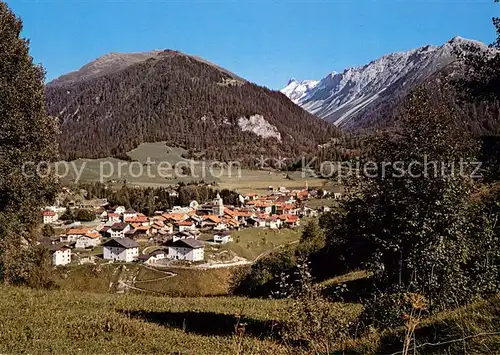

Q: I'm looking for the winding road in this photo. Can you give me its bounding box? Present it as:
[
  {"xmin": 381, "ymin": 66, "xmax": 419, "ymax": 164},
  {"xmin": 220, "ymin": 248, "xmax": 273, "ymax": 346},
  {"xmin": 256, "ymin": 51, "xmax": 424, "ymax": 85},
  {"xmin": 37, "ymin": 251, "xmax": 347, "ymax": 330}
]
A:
[{"xmin": 116, "ymin": 240, "xmax": 299, "ymax": 294}]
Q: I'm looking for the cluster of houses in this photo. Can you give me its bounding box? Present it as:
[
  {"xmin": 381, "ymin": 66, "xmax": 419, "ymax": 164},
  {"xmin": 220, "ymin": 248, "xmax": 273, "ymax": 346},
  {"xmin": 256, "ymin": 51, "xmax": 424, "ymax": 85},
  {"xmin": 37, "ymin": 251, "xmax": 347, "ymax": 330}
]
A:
[{"xmin": 43, "ymin": 186, "xmax": 327, "ymax": 266}]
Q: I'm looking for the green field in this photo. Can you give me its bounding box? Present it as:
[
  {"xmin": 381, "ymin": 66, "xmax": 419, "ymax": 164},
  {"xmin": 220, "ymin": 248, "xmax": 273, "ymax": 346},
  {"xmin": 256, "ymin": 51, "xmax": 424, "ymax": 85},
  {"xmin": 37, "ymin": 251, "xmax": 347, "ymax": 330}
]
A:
[
  {"xmin": 134, "ymin": 266, "xmax": 236, "ymax": 297},
  {"xmin": 223, "ymin": 228, "xmax": 302, "ymax": 261},
  {"xmin": 55, "ymin": 264, "xmax": 237, "ymax": 297},
  {"xmin": 56, "ymin": 142, "xmax": 331, "ymax": 194},
  {"xmin": 0, "ymin": 281, "xmax": 497, "ymax": 354},
  {"xmin": 200, "ymin": 227, "xmax": 301, "ymax": 261}
]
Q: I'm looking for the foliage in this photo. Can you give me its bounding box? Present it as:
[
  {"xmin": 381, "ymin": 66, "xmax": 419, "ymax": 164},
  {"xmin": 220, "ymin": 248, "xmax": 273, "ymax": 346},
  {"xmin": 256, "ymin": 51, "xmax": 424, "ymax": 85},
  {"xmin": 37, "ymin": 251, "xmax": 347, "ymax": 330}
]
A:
[
  {"xmin": 0, "ymin": 2, "xmax": 59, "ymax": 286},
  {"xmin": 466, "ymin": 190, "xmax": 500, "ymax": 295},
  {"xmin": 58, "ymin": 209, "xmax": 73, "ymax": 221},
  {"xmin": 453, "ymin": 0, "xmax": 500, "ymax": 103},
  {"xmin": 0, "ymin": 230, "xmax": 56, "ymax": 289},
  {"xmin": 231, "ymin": 249, "xmax": 296, "ymax": 297},
  {"xmin": 319, "ymin": 86, "xmax": 491, "ymax": 311},
  {"xmin": 41, "ymin": 224, "xmax": 55, "ymax": 238},
  {"xmin": 73, "ymin": 208, "xmax": 95, "ymax": 222},
  {"xmin": 295, "ymin": 219, "xmax": 325, "ymax": 258},
  {"xmin": 277, "ymin": 261, "xmax": 352, "ymax": 353},
  {"xmin": 359, "ymin": 292, "xmax": 429, "ymax": 331}
]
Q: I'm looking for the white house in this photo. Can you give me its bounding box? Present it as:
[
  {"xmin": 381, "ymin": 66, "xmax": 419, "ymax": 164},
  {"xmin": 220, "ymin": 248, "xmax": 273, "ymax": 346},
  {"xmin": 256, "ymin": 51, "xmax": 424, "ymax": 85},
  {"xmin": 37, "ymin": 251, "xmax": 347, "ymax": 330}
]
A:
[
  {"xmin": 263, "ymin": 206, "xmax": 273, "ymax": 214},
  {"xmin": 99, "ymin": 210, "xmax": 108, "ymax": 220},
  {"xmin": 257, "ymin": 217, "xmax": 267, "ymax": 228},
  {"xmin": 102, "ymin": 237, "xmax": 139, "ymax": 262},
  {"xmin": 107, "ymin": 223, "xmax": 131, "ymax": 238},
  {"xmin": 172, "ymin": 230, "xmax": 196, "ymax": 242},
  {"xmin": 138, "ymin": 250, "xmax": 167, "ymax": 265},
  {"xmin": 49, "ymin": 245, "xmax": 71, "ymax": 266},
  {"xmin": 213, "ymin": 221, "xmax": 228, "ymax": 231},
  {"xmin": 75, "ymin": 231, "xmax": 102, "ymax": 249},
  {"xmin": 177, "ymin": 221, "xmax": 196, "ymax": 232},
  {"xmin": 167, "ymin": 239, "xmax": 204, "ymax": 262},
  {"xmin": 284, "ymin": 215, "xmax": 301, "ymax": 228},
  {"xmin": 42, "ymin": 210, "xmax": 58, "ymax": 224},
  {"xmin": 213, "ymin": 231, "xmax": 233, "ymax": 244},
  {"xmin": 266, "ymin": 217, "xmax": 282, "ymax": 230},
  {"xmin": 107, "ymin": 213, "xmax": 121, "ymax": 223},
  {"xmin": 46, "ymin": 205, "xmax": 67, "ymax": 215},
  {"xmin": 299, "ymin": 207, "xmax": 318, "ymax": 218},
  {"xmin": 123, "ymin": 208, "xmax": 138, "ymax": 221},
  {"xmin": 114, "ymin": 206, "xmax": 126, "ymax": 215},
  {"xmin": 168, "ymin": 190, "xmax": 179, "ymax": 198},
  {"xmin": 64, "ymin": 228, "xmax": 90, "ymax": 243}
]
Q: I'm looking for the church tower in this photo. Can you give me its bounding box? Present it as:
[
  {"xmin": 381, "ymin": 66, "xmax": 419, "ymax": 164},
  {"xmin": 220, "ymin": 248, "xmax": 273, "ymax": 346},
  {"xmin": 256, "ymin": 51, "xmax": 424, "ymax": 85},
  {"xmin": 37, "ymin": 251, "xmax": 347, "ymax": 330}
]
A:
[{"xmin": 214, "ymin": 193, "xmax": 224, "ymax": 217}]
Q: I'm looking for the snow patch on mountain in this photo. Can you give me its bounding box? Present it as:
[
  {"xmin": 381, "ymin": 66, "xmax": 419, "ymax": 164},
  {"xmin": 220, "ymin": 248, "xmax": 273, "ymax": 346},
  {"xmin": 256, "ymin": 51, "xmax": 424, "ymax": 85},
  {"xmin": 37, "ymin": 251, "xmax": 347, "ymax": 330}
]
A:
[
  {"xmin": 281, "ymin": 78, "xmax": 319, "ymax": 104},
  {"xmin": 282, "ymin": 36, "xmax": 493, "ymax": 128},
  {"xmin": 238, "ymin": 115, "xmax": 282, "ymax": 141}
]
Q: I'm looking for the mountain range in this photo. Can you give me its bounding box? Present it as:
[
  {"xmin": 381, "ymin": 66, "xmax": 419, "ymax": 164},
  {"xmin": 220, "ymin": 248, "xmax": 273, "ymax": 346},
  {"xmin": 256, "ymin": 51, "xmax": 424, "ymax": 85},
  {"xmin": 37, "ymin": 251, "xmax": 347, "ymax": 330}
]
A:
[
  {"xmin": 45, "ymin": 50, "xmax": 342, "ymax": 165},
  {"xmin": 45, "ymin": 37, "xmax": 499, "ymax": 165},
  {"xmin": 281, "ymin": 36, "xmax": 494, "ymax": 130}
]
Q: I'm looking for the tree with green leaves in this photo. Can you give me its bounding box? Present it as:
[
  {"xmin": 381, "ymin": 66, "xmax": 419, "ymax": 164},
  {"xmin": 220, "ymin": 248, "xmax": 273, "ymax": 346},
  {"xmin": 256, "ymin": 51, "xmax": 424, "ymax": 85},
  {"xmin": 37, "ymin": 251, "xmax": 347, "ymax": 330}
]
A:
[
  {"xmin": 58, "ymin": 209, "xmax": 73, "ymax": 221},
  {"xmin": 41, "ymin": 224, "xmax": 55, "ymax": 238},
  {"xmin": 296, "ymin": 219, "xmax": 325, "ymax": 258},
  {"xmin": 0, "ymin": 2, "xmax": 59, "ymax": 286},
  {"xmin": 322, "ymin": 85, "xmax": 486, "ymax": 310},
  {"xmin": 73, "ymin": 209, "xmax": 95, "ymax": 222}
]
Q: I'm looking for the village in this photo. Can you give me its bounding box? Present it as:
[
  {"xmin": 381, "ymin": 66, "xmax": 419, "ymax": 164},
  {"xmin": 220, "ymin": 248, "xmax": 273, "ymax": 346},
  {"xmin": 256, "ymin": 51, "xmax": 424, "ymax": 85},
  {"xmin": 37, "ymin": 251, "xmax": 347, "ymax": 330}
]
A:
[{"xmin": 41, "ymin": 185, "xmax": 339, "ymax": 268}]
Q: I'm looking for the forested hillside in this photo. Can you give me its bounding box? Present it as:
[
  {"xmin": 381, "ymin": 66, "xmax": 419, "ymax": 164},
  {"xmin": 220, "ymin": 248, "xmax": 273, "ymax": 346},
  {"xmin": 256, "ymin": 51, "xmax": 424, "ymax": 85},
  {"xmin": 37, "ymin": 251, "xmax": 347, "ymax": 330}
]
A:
[{"xmin": 46, "ymin": 50, "xmax": 342, "ymax": 165}]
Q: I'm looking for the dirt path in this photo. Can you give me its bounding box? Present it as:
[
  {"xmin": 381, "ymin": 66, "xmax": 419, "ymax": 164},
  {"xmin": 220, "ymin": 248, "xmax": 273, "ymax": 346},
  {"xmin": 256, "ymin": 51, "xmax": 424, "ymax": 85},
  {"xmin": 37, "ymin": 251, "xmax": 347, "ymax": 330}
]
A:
[
  {"xmin": 161, "ymin": 239, "xmax": 300, "ymax": 270},
  {"xmin": 116, "ymin": 240, "xmax": 299, "ymax": 294},
  {"xmin": 116, "ymin": 265, "xmax": 177, "ymax": 294}
]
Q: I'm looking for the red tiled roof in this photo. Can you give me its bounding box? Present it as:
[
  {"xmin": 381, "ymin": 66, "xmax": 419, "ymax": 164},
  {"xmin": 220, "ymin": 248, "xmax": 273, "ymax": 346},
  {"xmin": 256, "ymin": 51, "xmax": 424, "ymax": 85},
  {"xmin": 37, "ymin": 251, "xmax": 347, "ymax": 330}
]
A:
[
  {"xmin": 224, "ymin": 208, "xmax": 237, "ymax": 217},
  {"xmin": 124, "ymin": 216, "xmax": 148, "ymax": 223},
  {"xmin": 67, "ymin": 228, "xmax": 89, "ymax": 235},
  {"xmin": 85, "ymin": 232, "xmax": 101, "ymax": 239},
  {"xmin": 177, "ymin": 221, "xmax": 194, "ymax": 226},
  {"xmin": 203, "ymin": 215, "xmax": 221, "ymax": 223},
  {"xmin": 163, "ymin": 213, "xmax": 187, "ymax": 221}
]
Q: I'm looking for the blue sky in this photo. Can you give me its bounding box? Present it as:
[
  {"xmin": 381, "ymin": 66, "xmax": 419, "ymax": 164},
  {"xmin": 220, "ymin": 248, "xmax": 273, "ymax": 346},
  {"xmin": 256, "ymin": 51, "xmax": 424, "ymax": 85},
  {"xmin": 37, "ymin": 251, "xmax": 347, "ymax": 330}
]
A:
[{"xmin": 7, "ymin": 0, "xmax": 499, "ymax": 89}]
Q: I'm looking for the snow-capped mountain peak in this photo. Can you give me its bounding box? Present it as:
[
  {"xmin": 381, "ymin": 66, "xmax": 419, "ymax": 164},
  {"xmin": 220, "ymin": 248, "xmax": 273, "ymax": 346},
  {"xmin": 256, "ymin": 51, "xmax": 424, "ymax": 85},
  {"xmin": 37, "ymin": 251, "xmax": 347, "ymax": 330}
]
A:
[
  {"xmin": 281, "ymin": 78, "xmax": 319, "ymax": 104},
  {"xmin": 281, "ymin": 36, "xmax": 493, "ymax": 128}
]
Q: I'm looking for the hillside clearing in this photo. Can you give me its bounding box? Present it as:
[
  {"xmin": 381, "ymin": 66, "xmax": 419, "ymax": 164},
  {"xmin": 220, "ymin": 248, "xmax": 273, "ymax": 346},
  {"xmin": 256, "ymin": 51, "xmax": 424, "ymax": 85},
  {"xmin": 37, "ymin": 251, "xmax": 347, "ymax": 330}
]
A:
[{"xmin": 56, "ymin": 142, "xmax": 329, "ymax": 193}]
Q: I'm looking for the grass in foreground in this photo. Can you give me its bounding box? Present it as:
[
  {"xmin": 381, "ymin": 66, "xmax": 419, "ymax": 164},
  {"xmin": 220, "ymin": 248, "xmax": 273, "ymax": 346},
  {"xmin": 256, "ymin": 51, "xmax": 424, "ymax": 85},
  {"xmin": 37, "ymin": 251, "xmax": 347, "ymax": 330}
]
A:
[
  {"xmin": 0, "ymin": 286, "xmax": 288, "ymax": 354},
  {"xmin": 0, "ymin": 285, "xmax": 497, "ymax": 354}
]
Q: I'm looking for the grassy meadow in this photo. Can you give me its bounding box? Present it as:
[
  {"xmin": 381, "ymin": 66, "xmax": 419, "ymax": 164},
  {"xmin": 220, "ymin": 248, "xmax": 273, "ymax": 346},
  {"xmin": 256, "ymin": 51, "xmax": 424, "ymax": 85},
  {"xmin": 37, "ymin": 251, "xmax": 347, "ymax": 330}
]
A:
[
  {"xmin": 56, "ymin": 142, "xmax": 333, "ymax": 194},
  {"xmin": 223, "ymin": 227, "xmax": 302, "ymax": 261},
  {"xmin": 0, "ymin": 280, "xmax": 497, "ymax": 354},
  {"xmin": 55, "ymin": 264, "xmax": 237, "ymax": 297}
]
